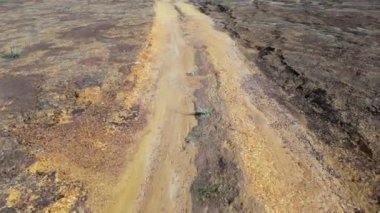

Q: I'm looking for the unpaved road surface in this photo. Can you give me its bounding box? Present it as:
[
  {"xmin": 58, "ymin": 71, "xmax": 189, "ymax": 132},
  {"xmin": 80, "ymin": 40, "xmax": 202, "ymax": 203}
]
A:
[{"xmin": 1, "ymin": 0, "xmax": 379, "ymax": 212}]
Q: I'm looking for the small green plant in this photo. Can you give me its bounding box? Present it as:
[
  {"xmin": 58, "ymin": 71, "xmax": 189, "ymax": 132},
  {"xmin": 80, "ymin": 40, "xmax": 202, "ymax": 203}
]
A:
[
  {"xmin": 196, "ymin": 183, "xmax": 223, "ymax": 202},
  {"xmin": 2, "ymin": 48, "xmax": 21, "ymax": 60},
  {"xmin": 194, "ymin": 107, "xmax": 213, "ymax": 117},
  {"xmin": 186, "ymin": 70, "xmax": 197, "ymax": 76},
  {"xmin": 185, "ymin": 127, "xmax": 202, "ymax": 143},
  {"xmin": 0, "ymin": 0, "xmax": 13, "ymax": 3}
]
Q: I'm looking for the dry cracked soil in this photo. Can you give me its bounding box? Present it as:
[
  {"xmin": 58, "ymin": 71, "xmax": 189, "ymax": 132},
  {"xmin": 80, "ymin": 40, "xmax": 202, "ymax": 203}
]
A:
[{"xmin": 0, "ymin": 0, "xmax": 379, "ymax": 212}]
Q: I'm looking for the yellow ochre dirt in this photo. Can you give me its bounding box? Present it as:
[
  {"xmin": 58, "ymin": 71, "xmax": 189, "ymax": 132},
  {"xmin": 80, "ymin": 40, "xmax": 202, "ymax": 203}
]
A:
[{"xmin": 109, "ymin": 0, "xmax": 356, "ymax": 212}]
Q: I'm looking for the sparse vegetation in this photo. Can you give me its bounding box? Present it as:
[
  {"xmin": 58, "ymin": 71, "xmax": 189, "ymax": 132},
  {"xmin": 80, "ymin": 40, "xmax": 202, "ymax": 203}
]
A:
[
  {"xmin": 195, "ymin": 183, "xmax": 223, "ymax": 202},
  {"xmin": 185, "ymin": 127, "xmax": 202, "ymax": 143},
  {"xmin": 0, "ymin": 0, "xmax": 13, "ymax": 3},
  {"xmin": 2, "ymin": 48, "xmax": 21, "ymax": 60},
  {"xmin": 194, "ymin": 106, "xmax": 213, "ymax": 117},
  {"xmin": 186, "ymin": 70, "xmax": 198, "ymax": 76}
]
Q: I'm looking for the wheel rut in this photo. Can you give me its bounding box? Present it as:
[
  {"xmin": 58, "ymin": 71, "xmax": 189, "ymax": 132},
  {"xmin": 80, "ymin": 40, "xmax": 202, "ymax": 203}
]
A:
[{"xmin": 111, "ymin": 1, "xmax": 197, "ymax": 212}]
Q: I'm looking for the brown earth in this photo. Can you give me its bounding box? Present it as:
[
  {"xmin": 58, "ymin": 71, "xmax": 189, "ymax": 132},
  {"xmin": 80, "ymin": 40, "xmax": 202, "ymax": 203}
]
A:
[
  {"xmin": 0, "ymin": 0, "xmax": 379, "ymax": 212},
  {"xmin": 0, "ymin": 0, "xmax": 154, "ymax": 211},
  {"xmin": 190, "ymin": 0, "xmax": 380, "ymax": 211}
]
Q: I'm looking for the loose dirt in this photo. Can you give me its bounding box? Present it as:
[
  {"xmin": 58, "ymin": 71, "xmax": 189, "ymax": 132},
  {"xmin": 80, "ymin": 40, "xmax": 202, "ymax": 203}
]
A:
[
  {"xmin": 1, "ymin": 0, "xmax": 378, "ymax": 212},
  {"xmin": 111, "ymin": 0, "xmax": 364, "ymax": 212},
  {"xmin": 111, "ymin": 2, "xmax": 198, "ymax": 212}
]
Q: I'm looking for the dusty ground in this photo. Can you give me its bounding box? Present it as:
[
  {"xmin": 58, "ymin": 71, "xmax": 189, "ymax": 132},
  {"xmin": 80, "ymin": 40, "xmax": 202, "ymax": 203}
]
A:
[
  {"xmin": 189, "ymin": 0, "xmax": 380, "ymax": 211},
  {"xmin": 0, "ymin": 0, "xmax": 379, "ymax": 212},
  {"xmin": 0, "ymin": 0, "xmax": 154, "ymax": 211}
]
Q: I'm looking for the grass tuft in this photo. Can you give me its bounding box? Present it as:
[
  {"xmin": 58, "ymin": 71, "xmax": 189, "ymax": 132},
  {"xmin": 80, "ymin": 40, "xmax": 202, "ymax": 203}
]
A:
[
  {"xmin": 0, "ymin": 0, "xmax": 14, "ymax": 3},
  {"xmin": 196, "ymin": 183, "xmax": 223, "ymax": 202},
  {"xmin": 2, "ymin": 48, "xmax": 21, "ymax": 60},
  {"xmin": 194, "ymin": 107, "xmax": 213, "ymax": 118},
  {"xmin": 185, "ymin": 127, "xmax": 202, "ymax": 143},
  {"xmin": 186, "ymin": 70, "xmax": 198, "ymax": 76}
]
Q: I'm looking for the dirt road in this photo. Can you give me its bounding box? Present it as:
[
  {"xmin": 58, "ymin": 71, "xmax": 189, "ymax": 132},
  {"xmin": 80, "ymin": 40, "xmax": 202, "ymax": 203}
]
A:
[
  {"xmin": 1, "ymin": 0, "xmax": 377, "ymax": 212},
  {"xmin": 110, "ymin": 0, "xmax": 362, "ymax": 212}
]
